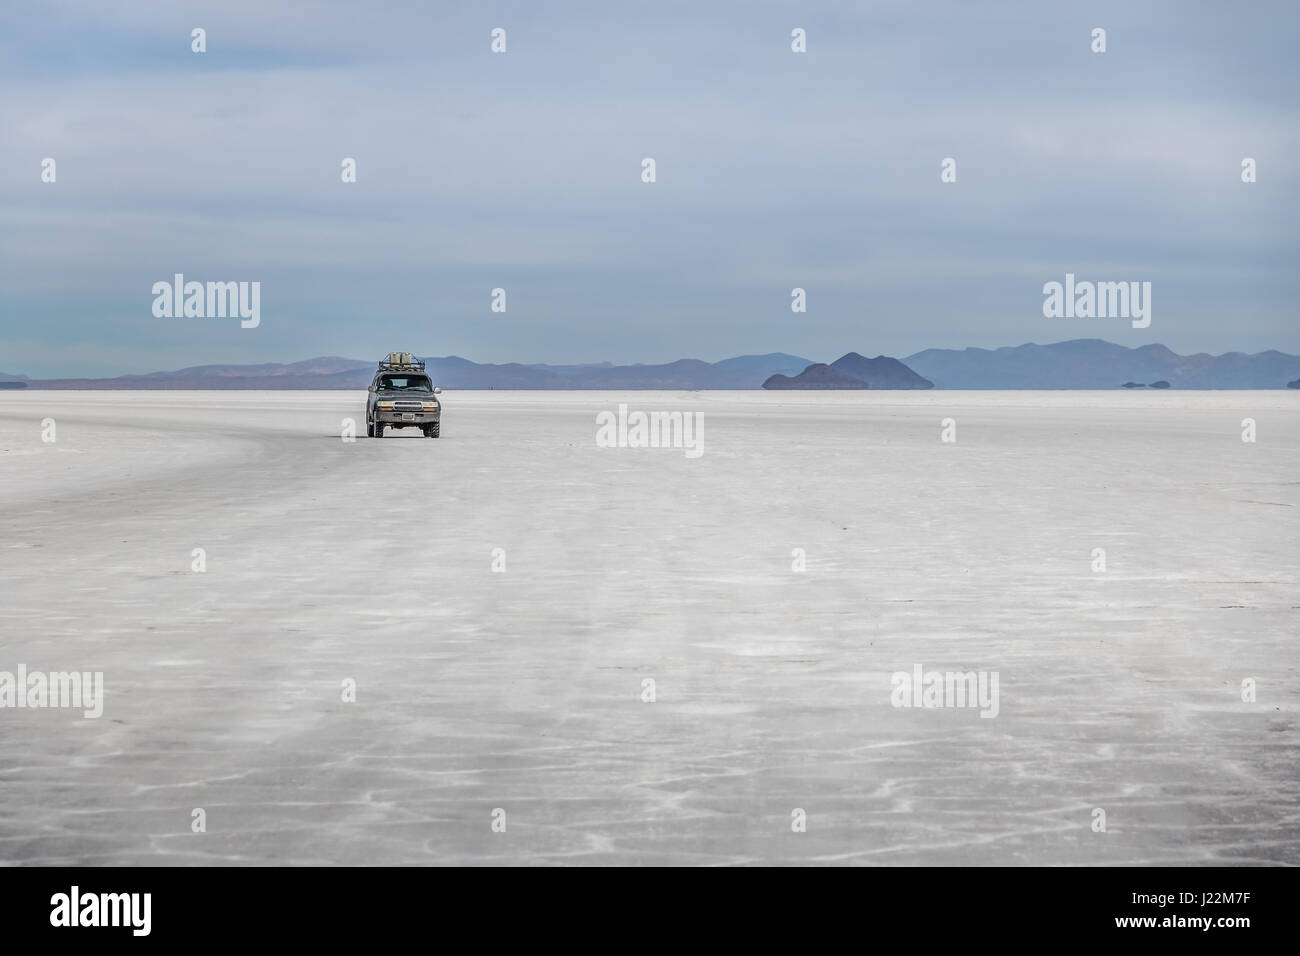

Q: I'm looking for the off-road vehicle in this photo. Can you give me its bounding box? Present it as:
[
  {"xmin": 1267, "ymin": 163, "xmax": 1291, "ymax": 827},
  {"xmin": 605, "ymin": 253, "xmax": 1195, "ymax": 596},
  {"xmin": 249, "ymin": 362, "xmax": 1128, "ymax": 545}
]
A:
[{"xmin": 366, "ymin": 352, "xmax": 442, "ymax": 438}]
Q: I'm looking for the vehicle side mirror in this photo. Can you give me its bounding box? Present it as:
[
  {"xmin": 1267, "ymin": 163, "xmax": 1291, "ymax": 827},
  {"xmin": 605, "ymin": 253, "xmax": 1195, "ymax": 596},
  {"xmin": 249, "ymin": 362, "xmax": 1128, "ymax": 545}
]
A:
[{"xmin": 434, "ymin": 386, "xmax": 442, "ymax": 394}]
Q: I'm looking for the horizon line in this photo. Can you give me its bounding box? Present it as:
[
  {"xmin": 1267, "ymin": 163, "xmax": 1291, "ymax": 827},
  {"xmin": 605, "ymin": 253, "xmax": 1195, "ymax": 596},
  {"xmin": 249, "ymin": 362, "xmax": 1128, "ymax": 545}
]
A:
[{"xmin": 6, "ymin": 337, "xmax": 1300, "ymax": 382}]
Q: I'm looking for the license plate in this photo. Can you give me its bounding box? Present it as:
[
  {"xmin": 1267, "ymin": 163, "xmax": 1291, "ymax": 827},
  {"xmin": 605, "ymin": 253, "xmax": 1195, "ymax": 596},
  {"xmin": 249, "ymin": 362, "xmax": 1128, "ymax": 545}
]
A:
[{"xmin": 402, "ymin": 413, "xmax": 415, "ymax": 421}]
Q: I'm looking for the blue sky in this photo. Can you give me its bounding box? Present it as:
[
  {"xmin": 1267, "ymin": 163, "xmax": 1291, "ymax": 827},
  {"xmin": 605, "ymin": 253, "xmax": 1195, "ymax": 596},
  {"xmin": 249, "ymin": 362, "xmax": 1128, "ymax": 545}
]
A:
[{"xmin": 1, "ymin": 0, "xmax": 1297, "ymax": 377}]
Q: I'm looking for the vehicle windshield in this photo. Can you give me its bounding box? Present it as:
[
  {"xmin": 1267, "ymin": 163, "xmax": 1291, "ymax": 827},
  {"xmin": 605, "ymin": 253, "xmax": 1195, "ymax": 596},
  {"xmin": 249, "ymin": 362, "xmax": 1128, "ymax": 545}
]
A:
[{"xmin": 377, "ymin": 374, "xmax": 432, "ymax": 392}]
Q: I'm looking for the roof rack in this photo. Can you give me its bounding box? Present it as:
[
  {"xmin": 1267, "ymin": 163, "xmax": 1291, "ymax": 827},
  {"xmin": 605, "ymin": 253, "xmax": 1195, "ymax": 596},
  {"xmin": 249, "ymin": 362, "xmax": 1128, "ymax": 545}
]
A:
[{"xmin": 378, "ymin": 352, "xmax": 425, "ymax": 372}]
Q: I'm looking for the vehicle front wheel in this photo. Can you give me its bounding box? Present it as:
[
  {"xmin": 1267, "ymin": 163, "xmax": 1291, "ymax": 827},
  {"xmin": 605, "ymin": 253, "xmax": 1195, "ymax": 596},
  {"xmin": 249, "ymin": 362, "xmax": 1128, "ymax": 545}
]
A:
[
  {"xmin": 425, "ymin": 423, "xmax": 440, "ymax": 438},
  {"xmin": 366, "ymin": 418, "xmax": 374, "ymax": 438},
  {"xmin": 374, "ymin": 422, "xmax": 385, "ymax": 438}
]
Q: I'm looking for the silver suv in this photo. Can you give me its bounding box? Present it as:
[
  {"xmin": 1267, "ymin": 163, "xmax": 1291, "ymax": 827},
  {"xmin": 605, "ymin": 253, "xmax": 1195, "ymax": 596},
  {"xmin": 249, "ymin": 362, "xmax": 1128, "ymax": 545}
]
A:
[{"xmin": 366, "ymin": 353, "xmax": 442, "ymax": 438}]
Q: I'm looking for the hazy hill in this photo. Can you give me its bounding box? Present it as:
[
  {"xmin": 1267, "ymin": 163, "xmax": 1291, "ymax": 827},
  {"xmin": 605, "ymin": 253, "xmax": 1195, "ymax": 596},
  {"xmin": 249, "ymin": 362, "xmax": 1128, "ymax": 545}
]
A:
[
  {"xmin": 905, "ymin": 339, "xmax": 1300, "ymax": 388},
  {"xmin": 713, "ymin": 353, "xmax": 815, "ymax": 377},
  {"xmin": 763, "ymin": 364, "xmax": 872, "ymax": 389},
  {"xmin": 829, "ymin": 353, "xmax": 934, "ymax": 389},
  {"xmin": 763, "ymin": 353, "xmax": 934, "ymax": 389}
]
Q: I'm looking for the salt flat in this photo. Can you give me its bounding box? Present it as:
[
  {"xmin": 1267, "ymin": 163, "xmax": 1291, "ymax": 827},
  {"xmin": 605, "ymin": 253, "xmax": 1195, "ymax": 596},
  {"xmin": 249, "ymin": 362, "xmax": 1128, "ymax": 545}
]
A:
[{"xmin": 0, "ymin": 389, "xmax": 1296, "ymax": 866}]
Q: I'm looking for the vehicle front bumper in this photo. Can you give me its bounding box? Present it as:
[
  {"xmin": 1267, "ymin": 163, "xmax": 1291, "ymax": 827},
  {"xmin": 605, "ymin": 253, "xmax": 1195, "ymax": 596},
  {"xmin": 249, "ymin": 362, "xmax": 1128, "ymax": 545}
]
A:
[{"xmin": 374, "ymin": 409, "xmax": 440, "ymax": 425}]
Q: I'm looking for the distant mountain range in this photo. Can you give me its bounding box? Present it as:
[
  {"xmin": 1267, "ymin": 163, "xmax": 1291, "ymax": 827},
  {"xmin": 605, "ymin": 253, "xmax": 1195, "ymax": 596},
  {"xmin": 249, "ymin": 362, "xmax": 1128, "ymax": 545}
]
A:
[
  {"xmin": 11, "ymin": 353, "xmax": 817, "ymax": 390},
  {"xmin": 4, "ymin": 340, "xmax": 1298, "ymax": 389},
  {"xmin": 903, "ymin": 340, "xmax": 1300, "ymax": 389}
]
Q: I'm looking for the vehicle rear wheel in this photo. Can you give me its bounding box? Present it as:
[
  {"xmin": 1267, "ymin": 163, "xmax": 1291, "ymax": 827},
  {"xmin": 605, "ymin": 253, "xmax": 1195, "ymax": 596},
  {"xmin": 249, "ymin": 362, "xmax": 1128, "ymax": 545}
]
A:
[{"xmin": 374, "ymin": 422, "xmax": 384, "ymax": 438}]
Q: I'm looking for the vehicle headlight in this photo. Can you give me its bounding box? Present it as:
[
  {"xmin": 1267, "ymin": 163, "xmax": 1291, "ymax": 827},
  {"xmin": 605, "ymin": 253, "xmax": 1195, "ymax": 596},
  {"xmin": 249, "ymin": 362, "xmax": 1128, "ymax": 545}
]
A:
[
  {"xmin": 422, "ymin": 402, "xmax": 438, "ymax": 410},
  {"xmin": 377, "ymin": 401, "xmax": 394, "ymax": 409}
]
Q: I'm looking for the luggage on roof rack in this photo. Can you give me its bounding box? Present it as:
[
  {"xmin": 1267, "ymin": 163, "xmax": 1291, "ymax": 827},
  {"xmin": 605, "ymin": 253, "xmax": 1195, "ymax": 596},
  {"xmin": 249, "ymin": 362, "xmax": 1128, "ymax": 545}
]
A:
[{"xmin": 378, "ymin": 352, "xmax": 424, "ymax": 371}]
